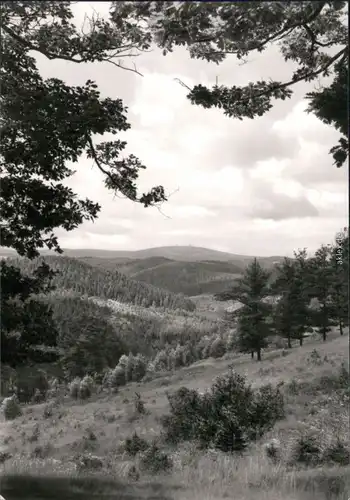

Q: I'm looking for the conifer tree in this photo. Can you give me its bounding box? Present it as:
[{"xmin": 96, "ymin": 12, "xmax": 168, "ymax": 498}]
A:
[
  {"xmin": 222, "ymin": 259, "xmax": 272, "ymax": 361},
  {"xmin": 272, "ymin": 254, "xmax": 311, "ymax": 348},
  {"xmin": 308, "ymin": 245, "xmax": 336, "ymax": 341}
]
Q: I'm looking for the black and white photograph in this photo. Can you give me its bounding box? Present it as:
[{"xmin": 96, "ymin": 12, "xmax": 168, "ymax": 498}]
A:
[{"xmin": 0, "ymin": 2, "xmax": 348, "ymax": 499}]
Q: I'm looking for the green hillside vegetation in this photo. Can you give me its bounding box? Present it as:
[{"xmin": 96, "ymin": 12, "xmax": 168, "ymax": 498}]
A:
[
  {"xmin": 76, "ymin": 256, "xmax": 244, "ymax": 295},
  {"xmin": 119, "ymin": 256, "xmax": 175, "ymax": 275},
  {"xmin": 1, "ymin": 248, "xmax": 285, "ymax": 297},
  {"xmin": 1, "ymin": 334, "xmax": 349, "ymax": 500},
  {"xmin": 76, "ymin": 253, "xmax": 284, "ymax": 296},
  {"xmin": 125, "ymin": 260, "xmax": 242, "ymax": 295},
  {"xmin": 7, "ymin": 256, "xmax": 196, "ymax": 311}
]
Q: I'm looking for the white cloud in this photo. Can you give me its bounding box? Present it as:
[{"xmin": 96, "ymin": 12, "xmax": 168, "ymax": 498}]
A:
[{"xmin": 31, "ymin": 2, "xmax": 348, "ymax": 257}]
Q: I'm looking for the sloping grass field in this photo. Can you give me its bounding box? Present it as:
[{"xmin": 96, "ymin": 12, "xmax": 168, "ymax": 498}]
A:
[{"xmin": 0, "ymin": 331, "xmax": 349, "ymax": 500}]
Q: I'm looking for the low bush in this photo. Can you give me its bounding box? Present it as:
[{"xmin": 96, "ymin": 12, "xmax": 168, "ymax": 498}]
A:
[
  {"xmin": 123, "ymin": 432, "xmax": 149, "ymax": 456},
  {"xmin": 139, "ymin": 442, "xmax": 173, "ymax": 473},
  {"xmin": 264, "ymin": 438, "xmax": 281, "ymax": 463},
  {"xmin": 68, "ymin": 375, "xmax": 94, "ymax": 400},
  {"xmin": 2, "ymin": 394, "xmax": 22, "ymax": 420},
  {"xmin": 68, "ymin": 377, "xmax": 81, "ymax": 399},
  {"xmin": 209, "ymin": 336, "xmax": 226, "ymax": 358},
  {"xmin": 291, "ymin": 434, "xmax": 322, "ymax": 466},
  {"xmin": 133, "ymin": 392, "xmax": 147, "ymax": 415},
  {"xmin": 323, "ymin": 438, "xmax": 350, "ymax": 466},
  {"xmin": 161, "ymin": 369, "xmax": 285, "ymax": 452},
  {"xmin": 79, "ymin": 375, "xmax": 94, "ymax": 400}
]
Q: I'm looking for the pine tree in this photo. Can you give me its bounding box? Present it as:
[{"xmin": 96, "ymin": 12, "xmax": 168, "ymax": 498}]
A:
[
  {"xmin": 308, "ymin": 245, "xmax": 336, "ymax": 341},
  {"xmin": 226, "ymin": 259, "xmax": 272, "ymax": 361},
  {"xmin": 271, "ymin": 255, "xmax": 311, "ymax": 348}
]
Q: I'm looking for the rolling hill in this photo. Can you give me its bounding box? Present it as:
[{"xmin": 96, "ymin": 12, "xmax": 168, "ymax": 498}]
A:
[
  {"xmin": 2, "ymin": 245, "xmax": 286, "ymax": 296},
  {"xmin": 74, "ymin": 256, "xmax": 243, "ymax": 295},
  {"xmin": 75, "ymin": 252, "xmax": 284, "ymax": 296},
  {"xmin": 6, "ymin": 255, "xmax": 196, "ymax": 311},
  {"xmin": 0, "ymin": 245, "xmax": 286, "ymax": 265}
]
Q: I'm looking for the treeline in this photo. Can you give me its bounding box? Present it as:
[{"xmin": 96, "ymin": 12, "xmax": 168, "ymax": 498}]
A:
[
  {"xmin": 7, "ymin": 256, "xmax": 196, "ymax": 311},
  {"xmin": 216, "ymin": 229, "xmax": 349, "ymax": 361}
]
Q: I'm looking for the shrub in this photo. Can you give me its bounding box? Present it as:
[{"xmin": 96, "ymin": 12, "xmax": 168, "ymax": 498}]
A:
[
  {"xmin": 172, "ymin": 344, "xmax": 184, "ymax": 368},
  {"xmin": 248, "ymin": 383, "xmax": 285, "ymax": 438},
  {"xmin": 124, "ymin": 432, "xmax": 149, "ymax": 456},
  {"xmin": 161, "ymin": 369, "xmax": 285, "ymax": 453},
  {"xmin": 209, "ymin": 336, "xmax": 226, "ymax": 358},
  {"xmin": 75, "ymin": 453, "xmax": 103, "ymax": 471},
  {"xmin": 139, "ymin": 442, "xmax": 173, "ymax": 473},
  {"xmin": 79, "ymin": 375, "xmax": 94, "ymax": 400},
  {"xmin": 264, "ymin": 438, "xmax": 281, "ymax": 463},
  {"xmin": 14, "ymin": 369, "xmax": 49, "ymax": 403},
  {"xmin": 124, "ymin": 353, "xmax": 135, "ymax": 383},
  {"xmin": 126, "ymin": 463, "xmax": 140, "ymax": 481},
  {"xmin": 291, "ymin": 434, "xmax": 321, "ymax": 466},
  {"xmin": 0, "ymin": 451, "xmax": 12, "ymax": 464},
  {"xmin": 28, "ymin": 424, "xmax": 40, "ymax": 442},
  {"xmin": 2, "ymin": 394, "xmax": 22, "ymax": 420},
  {"xmin": 307, "ymin": 349, "xmax": 322, "ymax": 365},
  {"xmin": 69, "ymin": 377, "xmax": 81, "ymax": 399},
  {"xmin": 197, "ymin": 336, "xmax": 211, "ymax": 359},
  {"xmin": 153, "ymin": 350, "xmax": 169, "ymax": 372},
  {"xmin": 323, "ymin": 438, "xmax": 350, "ymax": 465},
  {"xmin": 133, "ymin": 392, "xmax": 146, "ymax": 415},
  {"xmin": 43, "ymin": 402, "xmax": 56, "ymax": 419},
  {"xmin": 32, "ymin": 388, "xmax": 45, "ymax": 404},
  {"xmin": 161, "ymin": 387, "xmax": 203, "ymax": 445},
  {"xmin": 131, "ymin": 355, "xmax": 147, "ymax": 382},
  {"xmin": 105, "ymin": 365, "xmax": 125, "ymax": 391},
  {"xmin": 226, "ymin": 330, "xmax": 236, "ymax": 352},
  {"xmin": 31, "ymin": 443, "xmax": 52, "ymax": 459}
]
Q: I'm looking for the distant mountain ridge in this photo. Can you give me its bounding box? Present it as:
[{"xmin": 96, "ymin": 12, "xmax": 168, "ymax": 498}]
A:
[
  {"xmin": 1, "ymin": 246, "xmax": 286, "ymax": 297},
  {"xmin": 0, "ymin": 245, "xmax": 286, "ymax": 263}
]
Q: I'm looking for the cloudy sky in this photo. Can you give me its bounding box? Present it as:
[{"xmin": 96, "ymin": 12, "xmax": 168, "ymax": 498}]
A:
[{"xmin": 35, "ymin": 2, "xmax": 347, "ymax": 257}]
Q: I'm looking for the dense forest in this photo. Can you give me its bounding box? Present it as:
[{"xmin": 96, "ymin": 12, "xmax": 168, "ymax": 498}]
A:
[
  {"xmin": 77, "ymin": 254, "xmax": 280, "ymax": 296},
  {"xmin": 6, "ymin": 256, "xmax": 196, "ymax": 311}
]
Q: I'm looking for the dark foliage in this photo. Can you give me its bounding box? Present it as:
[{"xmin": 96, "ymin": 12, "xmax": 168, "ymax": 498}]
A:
[
  {"xmin": 8, "ymin": 256, "xmax": 196, "ymax": 312},
  {"xmin": 1, "ymin": 260, "xmax": 59, "ymax": 367},
  {"xmin": 161, "ymin": 370, "xmax": 285, "ymax": 452},
  {"xmin": 114, "ymin": 1, "xmax": 348, "ymax": 167}
]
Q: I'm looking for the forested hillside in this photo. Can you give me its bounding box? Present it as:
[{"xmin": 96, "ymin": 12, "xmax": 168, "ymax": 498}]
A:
[
  {"xmin": 78, "ymin": 257, "xmax": 243, "ymax": 295},
  {"xmin": 7, "ymin": 256, "xmax": 196, "ymax": 311},
  {"xmin": 132, "ymin": 264, "xmax": 241, "ymax": 296}
]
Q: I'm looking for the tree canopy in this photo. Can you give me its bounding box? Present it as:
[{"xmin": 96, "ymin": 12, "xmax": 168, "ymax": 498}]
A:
[
  {"xmin": 0, "ymin": 1, "xmax": 166, "ymax": 259},
  {"xmin": 112, "ymin": 1, "xmax": 348, "ymax": 167},
  {"xmin": 0, "ymin": 1, "xmax": 347, "ymax": 259}
]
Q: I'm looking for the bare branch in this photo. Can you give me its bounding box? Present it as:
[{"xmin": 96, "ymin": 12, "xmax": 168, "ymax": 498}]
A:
[
  {"xmin": 174, "ymin": 78, "xmax": 192, "ymax": 91},
  {"xmin": 106, "ymin": 58, "xmax": 144, "ymax": 76}
]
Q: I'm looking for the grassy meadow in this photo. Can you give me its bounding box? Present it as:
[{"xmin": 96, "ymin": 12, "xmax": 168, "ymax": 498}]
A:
[{"xmin": 1, "ymin": 329, "xmax": 349, "ymax": 500}]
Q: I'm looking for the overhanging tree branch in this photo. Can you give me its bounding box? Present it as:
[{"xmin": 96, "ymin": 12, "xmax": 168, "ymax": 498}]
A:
[
  {"xmin": 2, "ymin": 24, "xmax": 144, "ymax": 76},
  {"xmin": 182, "ymin": 47, "xmax": 346, "ymax": 109}
]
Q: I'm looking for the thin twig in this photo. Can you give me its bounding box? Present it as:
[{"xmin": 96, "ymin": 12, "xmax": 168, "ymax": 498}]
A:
[{"xmin": 174, "ymin": 78, "xmax": 192, "ymax": 91}]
